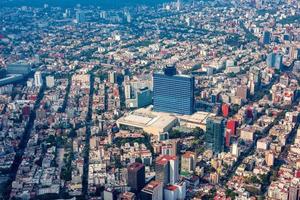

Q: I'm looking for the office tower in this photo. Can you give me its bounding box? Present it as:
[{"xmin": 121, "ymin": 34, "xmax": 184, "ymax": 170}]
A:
[
  {"xmin": 231, "ymin": 142, "xmax": 239, "ymax": 157},
  {"xmin": 274, "ymin": 54, "xmax": 283, "ymax": 69},
  {"xmin": 221, "ymin": 103, "xmax": 230, "ymax": 117},
  {"xmin": 176, "ymin": 0, "xmax": 181, "ymax": 11},
  {"xmin": 225, "ymin": 119, "xmax": 238, "ymax": 147},
  {"xmin": 136, "ymin": 87, "xmax": 152, "ymax": 108},
  {"xmin": 289, "ymin": 47, "xmax": 300, "ymax": 60},
  {"xmin": 34, "ymin": 71, "xmax": 43, "ymax": 87},
  {"xmin": 267, "ymin": 53, "xmax": 283, "ymax": 69},
  {"xmin": 153, "ymin": 66, "xmax": 194, "ymax": 115},
  {"xmin": 266, "ymin": 52, "xmax": 276, "ymax": 67},
  {"xmin": 100, "ymin": 11, "xmax": 107, "ymax": 19},
  {"xmin": 155, "ymin": 157, "xmax": 169, "ymax": 185},
  {"xmin": 155, "ymin": 155, "xmax": 178, "ymax": 185},
  {"xmin": 45, "ymin": 76, "xmax": 55, "ymax": 88},
  {"xmin": 181, "ymin": 151, "xmax": 196, "ymax": 173},
  {"xmin": 124, "ymin": 83, "xmax": 131, "ymax": 99},
  {"xmin": 262, "ymin": 31, "xmax": 271, "ymax": 44},
  {"xmin": 64, "ymin": 9, "xmax": 71, "ymax": 18},
  {"xmin": 225, "ymin": 129, "xmax": 231, "ymax": 148},
  {"xmin": 248, "ymin": 69, "xmax": 261, "ymax": 95},
  {"xmin": 109, "ymin": 71, "xmax": 116, "ymax": 84},
  {"xmin": 227, "ymin": 120, "xmax": 237, "ymax": 135},
  {"xmin": 140, "ymin": 181, "xmax": 163, "ymax": 200},
  {"xmin": 126, "ymin": 13, "xmax": 131, "ymax": 23},
  {"xmin": 127, "ymin": 162, "xmax": 145, "ymax": 192},
  {"xmin": 205, "ymin": 116, "xmax": 226, "ymax": 154},
  {"xmin": 76, "ymin": 11, "xmax": 85, "ymax": 23},
  {"xmin": 236, "ymin": 85, "xmax": 248, "ymax": 101}
]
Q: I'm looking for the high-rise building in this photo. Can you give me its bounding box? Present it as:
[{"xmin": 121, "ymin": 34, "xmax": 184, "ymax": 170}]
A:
[
  {"xmin": 236, "ymin": 85, "xmax": 248, "ymax": 101},
  {"xmin": 176, "ymin": 0, "xmax": 181, "ymax": 11},
  {"xmin": 46, "ymin": 76, "xmax": 55, "ymax": 88},
  {"xmin": 153, "ymin": 66, "xmax": 194, "ymax": 115},
  {"xmin": 124, "ymin": 83, "xmax": 131, "ymax": 99},
  {"xmin": 137, "ymin": 87, "xmax": 152, "ymax": 108},
  {"xmin": 262, "ymin": 31, "xmax": 271, "ymax": 44},
  {"xmin": 274, "ymin": 54, "xmax": 283, "ymax": 69},
  {"xmin": 221, "ymin": 103, "xmax": 230, "ymax": 117},
  {"xmin": 205, "ymin": 116, "xmax": 226, "ymax": 154},
  {"xmin": 140, "ymin": 181, "xmax": 163, "ymax": 200},
  {"xmin": 155, "ymin": 155, "xmax": 179, "ymax": 185},
  {"xmin": 109, "ymin": 71, "xmax": 116, "ymax": 84},
  {"xmin": 225, "ymin": 119, "xmax": 238, "ymax": 147},
  {"xmin": 127, "ymin": 162, "xmax": 145, "ymax": 192},
  {"xmin": 248, "ymin": 69, "xmax": 261, "ymax": 95},
  {"xmin": 267, "ymin": 53, "xmax": 283, "ymax": 69},
  {"xmin": 155, "ymin": 157, "xmax": 169, "ymax": 185},
  {"xmin": 76, "ymin": 11, "xmax": 85, "ymax": 23},
  {"xmin": 267, "ymin": 53, "xmax": 276, "ymax": 68},
  {"xmin": 34, "ymin": 71, "xmax": 43, "ymax": 87},
  {"xmin": 181, "ymin": 151, "xmax": 196, "ymax": 173},
  {"xmin": 231, "ymin": 142, "xmax": 239, "ymax": 157}
]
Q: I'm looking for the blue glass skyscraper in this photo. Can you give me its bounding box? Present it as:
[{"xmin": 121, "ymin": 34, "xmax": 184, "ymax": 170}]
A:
[
  {"xmin": 153, "ymin": 66, "xmax": 194, "ymax": 115},
  {"xmin": 266, "ymin": 52, "xmax": 283, "ymax": 69},
  {"xmin": 263, "ymin": 31, "xmax": 271, "ymax": 45},
  {"xmin": 274, "ymin": 54, "xmax": 283, "ymax": 69},
  {"xmin": 205, "ymin": 116, "xmax": 226, "ymax": 154},
  {"xmin": 266, "ymin": 53, "xmax": 276, "ymax": 68}
]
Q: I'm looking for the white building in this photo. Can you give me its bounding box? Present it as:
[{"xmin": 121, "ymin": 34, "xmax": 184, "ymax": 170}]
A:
[
  {"xmin": 108, "ymin": 71, "xmax": 116, "ymax": 84},
  {"xmin": 46, "ymin": 76, "xmax": 55, "ymax": 88},
  {"xmin": 169, "ymin": 156, "xmax": 179, "ymax": 184},
  {"xmin": 124, "ymin": 83, "xmax": 131, "ymax": 99},
  {"xmin": 231, "ymin": 142, "xmax": 240, "ymax": 157},
  {"xmin": 34, "ymin": 71, "xmax": 43, "ymax": 87}
]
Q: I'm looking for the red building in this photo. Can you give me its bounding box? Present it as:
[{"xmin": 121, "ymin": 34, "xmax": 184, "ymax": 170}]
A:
[
  {"xmin": 227, "ymin": 120, "xmax": 238, "ymax": 135},
  {"xmin": 225, "ymin": 130, "xmax": 231, "ymax": 147},
  {"xmin": 22, "ymin": 105, "xmax": 31, "ymax": 117},
  {"xmin": 246, "ymin": 107, "xmax": 254, "ymax": 119},
  {"xmin": 225, "ymin": 119, "xmax": 238, "ymax": 147},
  {"xmin": 113, "ymin": 85, "xmax": 120, "ymax": 97},
  {"xmin": 295, "ymin": 170, "xmax": 300, "ymax": 178},
  {"xmin": 221, "ymin": 103, "xmax": 230, "ymax": 117}
]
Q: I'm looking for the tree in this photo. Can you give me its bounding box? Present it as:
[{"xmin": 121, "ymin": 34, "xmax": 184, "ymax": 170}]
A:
[
  {"xmin": 228, "ymin": 72, "xmax": 237, "ymax": 78},
  {"xmin": 226, "ymin": 189, "xmax": 237, "ymax": 199},
  {"xmin": 135, "ymin": 157, "xmax": 143, "ymax": 164}
]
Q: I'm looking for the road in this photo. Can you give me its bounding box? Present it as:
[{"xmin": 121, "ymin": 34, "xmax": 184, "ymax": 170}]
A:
[
  {"xmin": 82, "ymin": 73, "xmax": 95, "ymax": 198},
  {"xmin": 2, "ymin": 84, "xmax": 45, "ymax": 199}
]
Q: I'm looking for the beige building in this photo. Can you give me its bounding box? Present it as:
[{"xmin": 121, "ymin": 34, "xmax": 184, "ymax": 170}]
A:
[{"xmin": 181, "ymin": 151, "xmax": 196, "ymax": 173}]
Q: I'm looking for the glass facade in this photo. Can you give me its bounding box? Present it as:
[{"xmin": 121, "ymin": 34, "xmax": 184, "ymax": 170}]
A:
[
  {"xmin": 153, "ymin": 72, "xmax": 194, "ymax": 115},
  {"xmin": 205, "ymin": 117, "xmax": 226, "ymax": 154}
]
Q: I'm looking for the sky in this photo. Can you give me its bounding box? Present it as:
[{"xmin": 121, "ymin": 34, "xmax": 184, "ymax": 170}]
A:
[{"xmin": 1, "ymin": 0, "xmax": 174, "ymax": 8}]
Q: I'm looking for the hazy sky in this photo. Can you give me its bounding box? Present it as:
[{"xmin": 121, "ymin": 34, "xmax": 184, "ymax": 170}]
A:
[{"xmin": 1, "ymin": 0, "xmax": 174, "ymax": 8}]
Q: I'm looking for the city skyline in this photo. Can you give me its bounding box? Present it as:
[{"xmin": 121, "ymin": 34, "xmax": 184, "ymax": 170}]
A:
[{"xmin": 0, "ymin": 0, "xmax": 300, "ymax": 200}]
